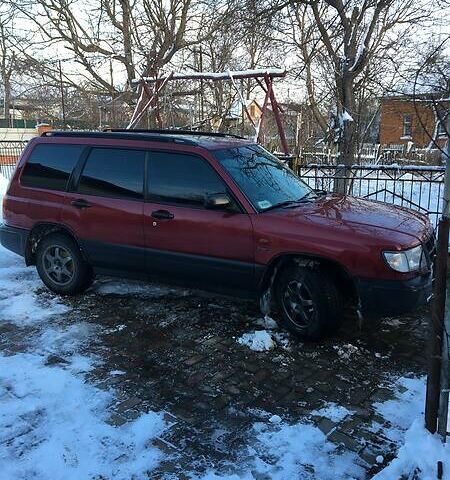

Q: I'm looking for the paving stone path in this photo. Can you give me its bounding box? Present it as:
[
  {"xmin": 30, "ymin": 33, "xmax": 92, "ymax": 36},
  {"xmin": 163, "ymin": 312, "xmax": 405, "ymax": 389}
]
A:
[{"xmin": 0, "ymin": 278, "xmax": 429, "ymax": 479}]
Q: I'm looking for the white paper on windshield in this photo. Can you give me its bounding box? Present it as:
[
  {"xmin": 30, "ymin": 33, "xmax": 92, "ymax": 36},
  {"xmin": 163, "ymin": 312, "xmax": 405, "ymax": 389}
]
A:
[{"xmin": 258, "ymin": 200, "xmax": 272, "ymax": 209}]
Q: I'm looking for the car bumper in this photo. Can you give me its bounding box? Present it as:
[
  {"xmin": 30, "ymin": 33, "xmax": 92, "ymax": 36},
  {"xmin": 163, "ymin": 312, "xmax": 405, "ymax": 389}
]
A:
[
  {"xmin": 357, "ymin": 274, "xmax": 432, "ymax": 316},
  {"xmin": 0, "ymin": 223, "xmax": 28, "ymax": 257}
]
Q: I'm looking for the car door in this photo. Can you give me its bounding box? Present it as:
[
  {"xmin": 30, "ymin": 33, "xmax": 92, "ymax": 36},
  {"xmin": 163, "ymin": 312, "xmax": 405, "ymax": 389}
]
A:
[
  {"xmin": 62, "ymin": 146, "xmax": 146, "ymax": 274},
  {"xmin": 144, "ymin": 150, "xmax": 255, "ymax": 293}
]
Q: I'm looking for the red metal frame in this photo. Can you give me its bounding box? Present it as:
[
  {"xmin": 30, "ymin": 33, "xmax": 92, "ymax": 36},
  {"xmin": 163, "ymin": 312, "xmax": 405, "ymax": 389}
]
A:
[{"xmin": 127, "ymin": 69, "xmax": 290, "ymax": 154}]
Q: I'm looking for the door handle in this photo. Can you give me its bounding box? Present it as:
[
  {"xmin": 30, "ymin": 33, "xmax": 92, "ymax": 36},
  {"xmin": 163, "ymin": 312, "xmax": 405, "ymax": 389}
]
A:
[
  {"xmin": 71, "ymin": 199, "xmax": 92, "ymax": 209},
  {"xmin": 151, "ymin": 209, "xmax": 174, "ymax": 220}
]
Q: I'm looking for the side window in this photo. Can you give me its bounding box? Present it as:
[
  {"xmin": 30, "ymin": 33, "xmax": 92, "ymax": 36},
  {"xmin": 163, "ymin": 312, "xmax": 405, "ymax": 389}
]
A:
[
  {"xmin": 77, "ymin": 148, "xmax": 145, "ymax": 200},
  {"xmin": 147, "ymin": 151, "xmax": 227, "ymax": 207},
  {"xmin": 21, "ymin": 144, "xmax": 84, "ymax": 191}
]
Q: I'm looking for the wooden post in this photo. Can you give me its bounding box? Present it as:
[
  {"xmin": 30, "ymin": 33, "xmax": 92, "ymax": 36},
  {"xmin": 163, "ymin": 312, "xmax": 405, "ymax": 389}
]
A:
[
  {"xmin": 264, "ymin": 75, "xmax": 289, "ymax": 155},
  {"xmin": 426, "ymin": 217, "xmax": 449, "ymax": 433},
  {"xmin": 438, "ymin": 328, "xmax": 449, "ymax": 441},
  {"xmin": 256, "ymin": 82, "xmax": 272, "ymax": 144},
  {"xmin": 425, "ymin": 112, "xmax": 450, "ymax": 433}
]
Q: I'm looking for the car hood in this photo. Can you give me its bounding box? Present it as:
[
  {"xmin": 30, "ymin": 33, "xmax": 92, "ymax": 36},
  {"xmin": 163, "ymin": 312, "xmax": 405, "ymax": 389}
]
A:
[{"xmin": 274, "ymin": 194, "xmax": 431, "ymax": 244}]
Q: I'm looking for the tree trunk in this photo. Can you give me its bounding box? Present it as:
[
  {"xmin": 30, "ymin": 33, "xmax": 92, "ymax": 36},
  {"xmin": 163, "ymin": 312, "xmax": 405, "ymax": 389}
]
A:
[
  {"xmin": 334, "ymin": 70, "xmax": 356, "ymax": 194},
  {"xmin": 3, "ymin": 74, "xmax": 11, "ymax": 126}
]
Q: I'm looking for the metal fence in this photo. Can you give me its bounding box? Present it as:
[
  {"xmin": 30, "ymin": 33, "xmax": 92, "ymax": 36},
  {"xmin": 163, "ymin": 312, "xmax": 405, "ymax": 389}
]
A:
[
  {"xmin": 298, "ymin": 164, "xmax": 445, "ymax": 227},
  {"xmin": 299, "ymin": 144, "xmax": 442, "ymax": 166},
  {"xmin": 0, "ymin": 140, "xmax": 444, "ymax": 227},
  {"xmin": 0, "ymin": 140, "xmax": 27, "ymax": 179}
]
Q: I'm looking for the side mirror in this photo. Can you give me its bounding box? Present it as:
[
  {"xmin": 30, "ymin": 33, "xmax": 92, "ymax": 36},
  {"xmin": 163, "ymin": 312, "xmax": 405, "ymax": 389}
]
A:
[{"xmin": 205, "ymin": 193, "xmax": 232, "ymax": 210}]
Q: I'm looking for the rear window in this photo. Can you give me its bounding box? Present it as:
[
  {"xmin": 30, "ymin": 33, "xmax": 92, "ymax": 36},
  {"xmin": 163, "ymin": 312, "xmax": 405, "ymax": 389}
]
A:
[
  {"xmin": 21, "ymin": 144, "xmax": 84, "ymax": 191},
  {"xmin": 77, "ymin": 148, "xmax": 145, "ymax": 200}
]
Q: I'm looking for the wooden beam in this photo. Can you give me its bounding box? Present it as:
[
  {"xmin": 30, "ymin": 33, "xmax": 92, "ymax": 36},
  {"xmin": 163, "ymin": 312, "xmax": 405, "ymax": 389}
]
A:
[
  {"xmin": 127, "ymin": 72, "xmax": 174, "ymax": 129},
  {"xmin": 265, "ymin": 74, "xmax": 290, "ymax": 155},
  {"xmin": 133, "ymin": 68, "xmax": 286, "ymax": 84}
]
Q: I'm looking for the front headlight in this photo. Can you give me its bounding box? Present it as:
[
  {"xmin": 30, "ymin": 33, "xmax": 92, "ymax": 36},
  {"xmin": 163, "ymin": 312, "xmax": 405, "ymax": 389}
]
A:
[{"xmin": 383, "ymin": 245, "xmax": 424, "ymax": 273}]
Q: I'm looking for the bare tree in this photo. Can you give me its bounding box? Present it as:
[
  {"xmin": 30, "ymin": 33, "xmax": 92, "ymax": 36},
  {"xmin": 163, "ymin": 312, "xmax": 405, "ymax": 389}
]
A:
[
  {"xmin": 267, "ymin": 0, "xmax": 433, "ymax": 181},
  {"xmin": 0, "ymin": 5, "xmax": 19, "ymax": 125},
  {"xmin": 14, "ymin": 0, "xmax": 227, "ymax": 96},
  {"xmin": 0, "ymin": 24, "xmax": 15, "ymax": 124}
]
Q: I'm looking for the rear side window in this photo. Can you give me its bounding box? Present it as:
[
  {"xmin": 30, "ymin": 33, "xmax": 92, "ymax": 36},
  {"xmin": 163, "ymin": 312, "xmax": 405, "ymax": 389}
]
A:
[
  {"xmin": 21, "ymin": 144, "xmax": 84, "ymax": 191},
  {"xmin": 77, "ymin": 148, "xmax": 145, "ymax": 200},
  {"xmin": 147, "ymin": 152, "xmax": 226, "ymax": 207}
]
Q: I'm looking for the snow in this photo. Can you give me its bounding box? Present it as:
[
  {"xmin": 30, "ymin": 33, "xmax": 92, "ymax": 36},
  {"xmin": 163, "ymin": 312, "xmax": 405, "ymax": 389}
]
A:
[
  {"xmin": 198, "ymin": 376, "xmax": 448, "ymax": 480},
  {"xmin": 2, "ymin": 173, "xmax": 449, "ymax": 479},
  {"xmin": 237, "ymin": 330, "xmax": 275, "ymax": 351},
  {"xmin": 255, "ymin": 315, "xmax": 278, "ymax": 330},
  {"xmin": 349, "ymin": 26, "xmax": 370, "ymax": 73},
  {"xmin": 373, "ymin": 376, "xmax": 450, "ymax": 479},
  {"xmin": 0, "ymin": 173, "xmax": 8, "ymax": 195},
  {"xmin": 199, "ymin": 419, "xmax": 365, "ymax": 480},
  {"xmin": 249, "ymin": 421, "xmax": 365, "ymax": 480},
  {"xmin": 374, "ymin": 420, "xmax": 450, "ymax": 480},
  {"xmin": 314, "ymin": 402, "xmax": 354, "ymax": 423},
  {"xmin": 373, "ymin": 376, "xmax": 425, "ymax": 442},
  {"xmin": 93, "ymin": 278, "xmax": 182, "ymax": 297},
  {"xmin": 137, "ymin": 68, "xmax": 286, "ymax": 83},
  {"xmin": 268, "ymin": 414, "xmax": 282, "ymax": 424},
  {"xmin": 0, "ymin": 175, "xmax": 167, "ymax": 479},
  {"xmin": 341, "ymin": 110, "xmax": 354, "ymax": 122},
  {"xmin": 0, "ymin": 354, "xmax": 165, "ymax": 480},
  {"xmin": 333, "ymin": 343, "xmax": 361, "ymax": 360}
]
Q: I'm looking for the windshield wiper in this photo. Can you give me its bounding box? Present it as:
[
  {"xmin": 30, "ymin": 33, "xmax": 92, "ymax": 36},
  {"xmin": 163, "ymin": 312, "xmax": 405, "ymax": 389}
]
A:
[
  {"xmin": 261, "ymin": 191, "xmax": 318, "ymax": 212},
  {"xmin": 261, "ymin": 199, "xmax": 307, "ymax": 212}
]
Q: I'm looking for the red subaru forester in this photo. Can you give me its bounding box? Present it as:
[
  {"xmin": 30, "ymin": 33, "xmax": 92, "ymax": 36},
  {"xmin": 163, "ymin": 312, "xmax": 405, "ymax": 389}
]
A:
[{"xmin": 0, "ymin": 130, "xmax": 435, "ymax": 339}]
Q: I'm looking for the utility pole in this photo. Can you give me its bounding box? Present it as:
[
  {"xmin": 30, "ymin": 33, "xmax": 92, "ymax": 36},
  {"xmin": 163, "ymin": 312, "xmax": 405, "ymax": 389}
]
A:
[
  {"xmin": 425, "ymin": 109, "xmax": 450, "ymax": 433},
  {"xmin": 199, "ymin": 46, "xmax": 204, "ymax": 122},
  {"xmin": 58, "ymin": 60, "xmax": 66, "ymax": 126},
  {"xmin": 110, "ymin": 56, "xmax": 115, "ymax": 127}
]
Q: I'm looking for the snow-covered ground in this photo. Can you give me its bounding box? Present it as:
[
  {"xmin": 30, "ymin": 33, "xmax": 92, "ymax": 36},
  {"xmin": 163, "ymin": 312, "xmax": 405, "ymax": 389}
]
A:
[
  {"xmin": 0, "ymin": 177, "xmax": 168, "ymax": 479},
  {"xmin": 1, "ymin": 172, "xmax": 449, "ymax": 479},
  {"xmin": 373, "ymin": 378, "xmax": 450, "ymax": 480}
]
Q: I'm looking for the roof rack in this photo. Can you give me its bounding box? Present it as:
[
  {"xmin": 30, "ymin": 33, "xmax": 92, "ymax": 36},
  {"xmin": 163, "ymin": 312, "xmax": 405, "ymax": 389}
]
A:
[
  {"xmin": 103, "ymin": 128, "xmax": 245, "ymax": 139},
  {"xmin": 41, "ymin": 130, "xmax": 198, "ymax": 145}
]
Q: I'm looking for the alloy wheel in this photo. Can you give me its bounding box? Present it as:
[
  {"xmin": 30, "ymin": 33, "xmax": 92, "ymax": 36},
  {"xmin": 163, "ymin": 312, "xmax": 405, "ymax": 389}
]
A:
[
  {"xmin": 281, "ymin": 279, "xmax": 316, "ymax": 330},
  {"xmin": 42, "ymin": 245, "xmax": 75, "ymax": 286}
]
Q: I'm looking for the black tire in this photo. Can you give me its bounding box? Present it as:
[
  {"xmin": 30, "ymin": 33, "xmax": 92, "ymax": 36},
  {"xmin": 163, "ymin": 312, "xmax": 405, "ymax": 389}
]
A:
[
  {"xmin": 274, "ymin": 263, "xmax": 343, "ymax": 340},
  {"xmin": 36, "ymin": 233, "xmax": 93, "ymax": 295}
]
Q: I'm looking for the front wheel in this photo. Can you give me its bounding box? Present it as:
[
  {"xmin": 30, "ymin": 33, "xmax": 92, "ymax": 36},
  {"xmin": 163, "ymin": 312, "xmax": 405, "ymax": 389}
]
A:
[
  {"xmin": 274, "ymin": 264, "xmax": 343, "ymax": 340},
  {"xmin": 36, "ymin": 233, "xmax": 93, "ymax": 295}
]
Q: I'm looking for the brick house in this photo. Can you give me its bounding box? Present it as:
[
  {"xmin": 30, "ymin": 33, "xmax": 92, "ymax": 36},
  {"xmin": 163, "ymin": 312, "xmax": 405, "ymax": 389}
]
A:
[{"xmin": 379, "ymin": 94, "xmax": 448, "ymax": 148}]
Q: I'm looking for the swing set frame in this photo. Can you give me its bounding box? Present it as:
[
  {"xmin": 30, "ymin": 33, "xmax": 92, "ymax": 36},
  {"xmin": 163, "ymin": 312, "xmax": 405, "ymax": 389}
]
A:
[{"xmin": 127, "ymin": 68, "xmax": 290, "ymax": 154}]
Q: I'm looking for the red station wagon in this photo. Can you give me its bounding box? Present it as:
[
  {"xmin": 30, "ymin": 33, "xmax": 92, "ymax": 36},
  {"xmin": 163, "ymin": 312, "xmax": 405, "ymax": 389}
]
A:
[{"xmin": 0, "ymin": 130, "xmax": 435, "ymax": 339}]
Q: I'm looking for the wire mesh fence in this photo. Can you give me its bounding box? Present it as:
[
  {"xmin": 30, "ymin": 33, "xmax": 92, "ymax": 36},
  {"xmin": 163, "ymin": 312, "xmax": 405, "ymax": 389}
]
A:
[
  {"xmin": 297, "ymin": 164, "xmax": 445, "ymax": 227},
  {"xmin": 0, "ymin": 141, "xmax": 27, "ymax": 180}
]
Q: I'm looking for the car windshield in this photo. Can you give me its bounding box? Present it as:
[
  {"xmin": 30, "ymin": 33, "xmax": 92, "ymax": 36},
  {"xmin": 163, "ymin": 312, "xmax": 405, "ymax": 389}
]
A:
[{"xmin": 213, "ymin": 144, "xmax": 313, "ymax": 212}]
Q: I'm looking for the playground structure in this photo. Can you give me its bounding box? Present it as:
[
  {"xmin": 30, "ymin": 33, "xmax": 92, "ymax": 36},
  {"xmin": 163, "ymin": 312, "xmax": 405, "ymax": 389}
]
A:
[{"xmin": 127, "ymin": 68, "xmax": 290, "ymax": 154}]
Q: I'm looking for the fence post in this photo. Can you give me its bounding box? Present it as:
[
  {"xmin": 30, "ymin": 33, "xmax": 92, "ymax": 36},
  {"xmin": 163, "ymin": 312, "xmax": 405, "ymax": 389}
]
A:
[
  {"xmin": 425, "ymin": 114, "xmax": 450, "ymax": 433},
  {"xmin": 426, "ymin": 218, "xmax": 449, "ymax": 433},
  {"xmin": 437, "ymin": 327, "xmax": 449, "ymax": 441}
]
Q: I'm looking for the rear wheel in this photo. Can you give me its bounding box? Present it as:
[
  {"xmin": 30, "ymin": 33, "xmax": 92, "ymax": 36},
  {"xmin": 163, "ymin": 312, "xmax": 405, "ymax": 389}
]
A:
[
  {"xmin": 36, "ymin": 233, "xmax": 93, "ymax": 295},
  {"xmin": 274, "ymin": 263, "xmax": 343, "ymax": 340}
]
